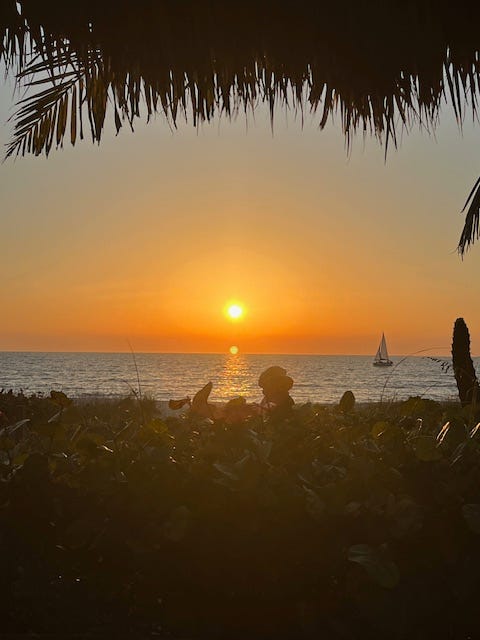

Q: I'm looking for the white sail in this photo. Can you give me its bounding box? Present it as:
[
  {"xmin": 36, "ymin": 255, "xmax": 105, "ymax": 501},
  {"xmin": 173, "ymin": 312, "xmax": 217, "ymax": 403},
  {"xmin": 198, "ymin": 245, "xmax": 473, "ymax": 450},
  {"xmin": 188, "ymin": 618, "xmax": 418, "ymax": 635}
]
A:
[
  {"xmin": 374, "ymin": 333, "xmax": 393, "ymax": 366},
  {"xmin": 379, "ymin": 333, "xmax": 389, "ymax": 360}
]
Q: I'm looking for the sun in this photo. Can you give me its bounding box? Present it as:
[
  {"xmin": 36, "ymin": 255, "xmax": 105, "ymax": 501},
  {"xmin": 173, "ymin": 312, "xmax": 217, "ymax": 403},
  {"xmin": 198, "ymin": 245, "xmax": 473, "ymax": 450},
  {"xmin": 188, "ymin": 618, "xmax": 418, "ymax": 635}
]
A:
[
  {"xmin": 229, "ymin": 345, "xmax": 239, "ymax": 355},
  {"xmin": 226, "ymin": 303, "xmax": 244, "ymax": 320},
  {"xmin": 228, "ymin": 304, "xmax": 243, "ymax": 319}
]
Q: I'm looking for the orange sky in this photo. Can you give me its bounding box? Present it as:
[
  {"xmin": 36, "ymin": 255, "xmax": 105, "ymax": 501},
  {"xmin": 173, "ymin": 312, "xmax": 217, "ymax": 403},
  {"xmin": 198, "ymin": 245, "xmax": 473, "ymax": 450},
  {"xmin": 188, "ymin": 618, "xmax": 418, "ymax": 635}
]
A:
[{"xmin": 2, "ymin": 72, "xmax": 480, "ymax": 356}]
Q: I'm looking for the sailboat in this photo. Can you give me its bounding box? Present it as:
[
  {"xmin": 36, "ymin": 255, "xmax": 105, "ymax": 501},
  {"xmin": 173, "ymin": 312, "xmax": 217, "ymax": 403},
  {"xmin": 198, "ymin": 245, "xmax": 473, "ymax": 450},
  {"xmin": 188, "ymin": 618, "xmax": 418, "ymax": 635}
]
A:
[{"xmin": 373, "ymin": 333, "xmax": 393, "ymax": 367}]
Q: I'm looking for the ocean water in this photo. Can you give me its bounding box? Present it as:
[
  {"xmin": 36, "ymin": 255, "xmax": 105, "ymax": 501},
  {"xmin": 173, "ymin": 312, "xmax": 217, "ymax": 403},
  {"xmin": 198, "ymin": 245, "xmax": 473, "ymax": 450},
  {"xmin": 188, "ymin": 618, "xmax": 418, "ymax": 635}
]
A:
[{"xmin": 0, "ymin": 351, "xmax": 466, "ymax": 404}]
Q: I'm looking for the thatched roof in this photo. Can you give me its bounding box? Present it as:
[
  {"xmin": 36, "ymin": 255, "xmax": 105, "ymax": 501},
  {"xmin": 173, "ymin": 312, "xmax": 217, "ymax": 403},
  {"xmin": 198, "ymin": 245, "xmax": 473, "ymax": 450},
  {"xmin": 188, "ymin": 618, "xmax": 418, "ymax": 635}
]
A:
[{"xmin": 3, "ymin": 1, "xmax": 480, "ymax": 251}]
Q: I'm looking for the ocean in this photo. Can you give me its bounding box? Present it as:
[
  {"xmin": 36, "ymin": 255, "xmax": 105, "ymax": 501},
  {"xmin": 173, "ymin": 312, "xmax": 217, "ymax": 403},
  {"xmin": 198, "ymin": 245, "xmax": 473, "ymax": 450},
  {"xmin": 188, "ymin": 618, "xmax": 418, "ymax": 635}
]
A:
[{"xmin": 0, "ymin": 351, "xmax": 465, "ymax": 404}]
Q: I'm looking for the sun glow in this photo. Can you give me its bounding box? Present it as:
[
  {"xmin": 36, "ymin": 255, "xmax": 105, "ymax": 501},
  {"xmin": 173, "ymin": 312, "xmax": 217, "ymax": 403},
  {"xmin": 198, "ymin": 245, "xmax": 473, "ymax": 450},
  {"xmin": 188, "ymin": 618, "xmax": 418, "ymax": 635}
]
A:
[
  {"xmin": 226, "ymin": 303, "xmax": 244, "ymax": 320},
  {"xmin": 229, "ymin": 345, "xmax": 239, "ymax": 355}
]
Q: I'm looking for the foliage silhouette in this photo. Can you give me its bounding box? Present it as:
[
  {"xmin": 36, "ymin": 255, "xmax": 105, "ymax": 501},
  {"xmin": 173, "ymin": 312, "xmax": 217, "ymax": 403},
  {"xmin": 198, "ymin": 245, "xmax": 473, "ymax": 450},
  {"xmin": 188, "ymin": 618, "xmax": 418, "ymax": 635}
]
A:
[
  {"xmin": 2, "ymin": 1, "xmax": 480, "ymax": 250},
  {"xmin": 1, "ymin": 388, "xmax": 480, "ymax": 637},
  {"xmin": 452, "ymin": 317, "xmax": 480, "ymax": 407}
]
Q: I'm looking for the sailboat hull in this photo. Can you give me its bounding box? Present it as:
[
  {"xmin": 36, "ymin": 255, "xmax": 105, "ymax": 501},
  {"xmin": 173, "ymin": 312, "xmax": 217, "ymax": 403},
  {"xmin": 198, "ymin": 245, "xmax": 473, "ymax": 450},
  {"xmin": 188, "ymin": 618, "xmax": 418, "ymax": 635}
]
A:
[{"xmin": 373, "ymin": 360, "xmax": 393, "ymax": 367}]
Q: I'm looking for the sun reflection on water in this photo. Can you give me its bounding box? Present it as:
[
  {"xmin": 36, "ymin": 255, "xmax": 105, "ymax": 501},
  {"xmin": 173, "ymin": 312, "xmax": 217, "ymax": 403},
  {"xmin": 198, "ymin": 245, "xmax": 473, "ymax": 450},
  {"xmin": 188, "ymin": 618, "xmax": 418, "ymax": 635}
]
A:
[{"xmin": 216, "ymin": 352, "xmax": 252, "ymax": 400}]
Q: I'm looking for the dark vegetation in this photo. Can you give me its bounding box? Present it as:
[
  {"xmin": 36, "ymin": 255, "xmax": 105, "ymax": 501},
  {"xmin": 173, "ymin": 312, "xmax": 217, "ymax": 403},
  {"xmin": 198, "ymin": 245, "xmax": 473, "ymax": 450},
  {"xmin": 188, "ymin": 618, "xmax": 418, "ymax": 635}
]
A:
[
  {"xmin": 1, "ymin": 386, "xmax": 480, "ymax": 639},
  {"xmin": 452, "ymin": 317, "xmax": 480, "ymax": 407}
]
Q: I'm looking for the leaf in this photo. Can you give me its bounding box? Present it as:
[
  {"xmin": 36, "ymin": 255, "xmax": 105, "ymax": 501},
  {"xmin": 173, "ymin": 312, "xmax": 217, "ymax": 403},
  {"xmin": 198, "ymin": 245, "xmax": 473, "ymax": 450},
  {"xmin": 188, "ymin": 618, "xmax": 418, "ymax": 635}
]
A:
[
  {"xmin": 213, "ymin": 462, "xmax": 238, "ymax": 482},
  {"xmin": 401, "ymin": 397, "xmax": 425, "ymax": 417},
  {"xmin": 436, "ymin": 422, "xmax": 450, "ymax": 445},
  {"xmin": 70, "ymin": 424, "xmax": 85, "ymax": 443},
  {"xmin": 114, "ymin": 421, "xmax": 136, "ymax": 442},
  {"xmin": 97, "ymin": 445, "xmax": 114, "ymax": 454},
  {"xmin": 450, "ymin": 441, "xmax": 467, "ymax": 466},
  {"xmin": 371, "ymin": 421, "xmax": 389, "ymax": 438},
  {"xmin": 470, "ymin": 422, "xmax": 480, "ymax": 438},
  {"xmin": 114, "ymin": 105, "xmax": 122, "ymax": 133},
  {"xmin": 168, "ymin": 397, "xmax": 190, "ymax": 410},
  {"xmin": 70, "ymin": 83, "xmax": 77, "ymax": 145},
  {"xmin": 248, "ymin": 432, "xmax": 272, "ymax": 463},
  {"xmin": 50, "ymin": 390, "xmax": 72, "ymax": 408},
  {"xmin": 371, "ymin": 421, "xmax": 401, "ymax": 443},
  {"xmin": 7, "ymin": 419, "xmax": 30, "ymax": 435},
  {"xmin": 48, "ymin": 410, "xmax": 63, "ymax": 424},
  {"xmin": 462, "ymin": 504, "xmax": 480, "ymax": 534},
  {"xmin": 459, "ymin": 175, "xmax": 480, "ymax": 254},
  {"xmin": 412, "ymin": 436, "xmax": 442, "ymax": 461},
  {"xmin": 348, "ymin": 544, "xmax": 400, "ymax": 588}
]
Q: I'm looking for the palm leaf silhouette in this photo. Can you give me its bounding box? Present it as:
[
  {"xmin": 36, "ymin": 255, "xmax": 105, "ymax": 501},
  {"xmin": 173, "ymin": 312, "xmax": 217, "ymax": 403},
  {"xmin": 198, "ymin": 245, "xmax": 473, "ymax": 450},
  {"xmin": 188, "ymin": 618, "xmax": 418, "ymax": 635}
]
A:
[{"xmin": 3, "ymin": 1, "xmax": 480, "ymax": 252}]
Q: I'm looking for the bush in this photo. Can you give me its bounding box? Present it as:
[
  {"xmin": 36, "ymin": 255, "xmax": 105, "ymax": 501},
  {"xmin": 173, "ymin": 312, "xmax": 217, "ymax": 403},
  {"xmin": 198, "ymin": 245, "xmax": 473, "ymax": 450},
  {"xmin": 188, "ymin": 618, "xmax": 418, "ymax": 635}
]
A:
[{"xmin": 0, "ymin": 390, "xmax": 480, "ymax": 638}]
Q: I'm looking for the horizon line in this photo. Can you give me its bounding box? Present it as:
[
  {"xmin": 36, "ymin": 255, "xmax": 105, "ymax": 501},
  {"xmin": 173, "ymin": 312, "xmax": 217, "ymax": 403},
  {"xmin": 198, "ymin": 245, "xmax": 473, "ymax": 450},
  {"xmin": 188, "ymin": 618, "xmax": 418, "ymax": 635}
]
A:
[{"xmin": 0, "ymin": 349, "xmax": 454, "ymax": 358}]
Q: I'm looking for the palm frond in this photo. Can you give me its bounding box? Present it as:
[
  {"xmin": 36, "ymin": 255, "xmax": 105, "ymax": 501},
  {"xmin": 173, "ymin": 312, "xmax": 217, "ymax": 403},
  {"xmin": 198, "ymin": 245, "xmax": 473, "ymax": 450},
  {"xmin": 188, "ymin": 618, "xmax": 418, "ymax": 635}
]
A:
[
  {"xmin": 4, "ymin": 1, "xmax": 480, "ymax": 250},
  {"xmin": 458, "ymin": 177, "xmax": 480, "ymax": 256}
]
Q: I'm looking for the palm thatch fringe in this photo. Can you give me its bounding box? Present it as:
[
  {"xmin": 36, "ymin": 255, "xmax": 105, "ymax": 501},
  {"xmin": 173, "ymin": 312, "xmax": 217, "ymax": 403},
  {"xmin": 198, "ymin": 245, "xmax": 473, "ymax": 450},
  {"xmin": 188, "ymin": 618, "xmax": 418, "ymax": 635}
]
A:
[{"xmin": 2, "ymin": 1, "xmax": 480, "ymax": 250}]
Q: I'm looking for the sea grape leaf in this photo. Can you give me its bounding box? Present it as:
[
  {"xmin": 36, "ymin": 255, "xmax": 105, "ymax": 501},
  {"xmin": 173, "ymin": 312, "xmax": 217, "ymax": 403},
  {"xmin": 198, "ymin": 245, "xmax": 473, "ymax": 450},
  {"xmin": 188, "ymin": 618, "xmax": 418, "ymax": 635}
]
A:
[
  {"xmin": 248, "ymin": 432, "xmax": 272, "ymax": 463},
  {"xmin": 400, "ymin": 397, "xmax": 425, "ymax": 417},
  {"xmin": 213, "ymin": 462, "xmax": 238, "ymax": 482},
  {"xmin": 113, "ymin": 421, "xmax": 136, "ymax": 443},
  {"xmin": 0, "ymin": 419, "xmax": 30, "ymax": 440},
  {"xmin": 462, "ymin": 504, "xmax": 480, "ymax": 534},
  {"xmin": 371, "ymin": 421, "xmax": 401, "ymax": 443},
  {"xmin": 412, "ymin": 436, "xmax": 442, "ymax": 461},
  {"xmin": 436, "ymin": 422, "xmax": 451, "ymax": 445},
  {"xmin": 168, "ymin": 397, "xmax": 190, "ymax": 410},
  {"xmin": 450, "ymin": 442, "xmax": 467, "ymax": 466},
  {"xmin": 50, "ymin": 390, "xmax": 73, "ymax": 407},
  {"xmin": 48, "ymin": 410, "xmax": 63, "ymax": 424},
  {"xmin": 97, "ymin": 444, "xmax": 114, "ymax": 454},
  {"xmin": 371, "ymin": 421, "xmax": 389, "ymax": 439},
  {"xmin": 348, "ymin": 544, "xmax": 400, "ymax": 588},
  {"xmin": 7, "ymin": 419, "xmax": 30, "ymax": 435},
  {"xmin": 469, "ymin": 423, "xmax": 480, "ymax": 439}
]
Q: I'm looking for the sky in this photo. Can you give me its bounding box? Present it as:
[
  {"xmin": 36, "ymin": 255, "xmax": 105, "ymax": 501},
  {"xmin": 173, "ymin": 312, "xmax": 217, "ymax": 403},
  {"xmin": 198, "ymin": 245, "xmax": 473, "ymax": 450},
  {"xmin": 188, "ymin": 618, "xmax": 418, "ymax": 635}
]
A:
[{"xmin": 2, "ymin": 70, "xmax": 480, "ymax": 356}]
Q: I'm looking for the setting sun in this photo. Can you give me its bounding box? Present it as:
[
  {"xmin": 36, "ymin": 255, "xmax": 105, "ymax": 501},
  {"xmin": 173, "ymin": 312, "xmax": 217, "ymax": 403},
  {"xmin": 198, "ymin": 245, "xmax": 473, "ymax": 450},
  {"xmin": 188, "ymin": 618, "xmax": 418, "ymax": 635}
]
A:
[
  {"xmin": 229, "ymin": 345, "xmax": 239, "ymax": 355},
  {"xmin": 226, "ymin": 303, "xmax": 244, "ymax": 320}
]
